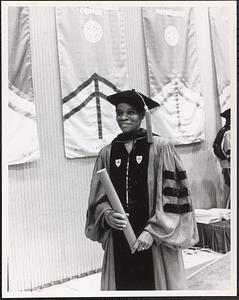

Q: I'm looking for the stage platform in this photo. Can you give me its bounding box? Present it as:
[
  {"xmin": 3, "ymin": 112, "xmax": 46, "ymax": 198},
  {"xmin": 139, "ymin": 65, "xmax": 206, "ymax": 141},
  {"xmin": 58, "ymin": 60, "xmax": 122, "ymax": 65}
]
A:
[
  {"xmin": 188, "ymin": 251, "xmax": 231, "ymax": 290},
  {"xmin": 35, "ymin": 248, "xmax": 230, "ymax": 294}
]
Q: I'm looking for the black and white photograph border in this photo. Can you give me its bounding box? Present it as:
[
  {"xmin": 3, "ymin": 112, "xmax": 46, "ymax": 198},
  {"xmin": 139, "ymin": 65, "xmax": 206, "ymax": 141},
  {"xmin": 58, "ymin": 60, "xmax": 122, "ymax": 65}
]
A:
[{"xmin": 2, "ymin": 0, "xmax": 237, "ymax": 298}]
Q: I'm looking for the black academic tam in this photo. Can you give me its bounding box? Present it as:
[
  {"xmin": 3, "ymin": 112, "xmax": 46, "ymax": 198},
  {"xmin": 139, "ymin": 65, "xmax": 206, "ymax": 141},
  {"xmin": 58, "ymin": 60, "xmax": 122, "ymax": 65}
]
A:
[{"xmin": 107, "ymin": 89, "xmax": 160, "ymax": 114}]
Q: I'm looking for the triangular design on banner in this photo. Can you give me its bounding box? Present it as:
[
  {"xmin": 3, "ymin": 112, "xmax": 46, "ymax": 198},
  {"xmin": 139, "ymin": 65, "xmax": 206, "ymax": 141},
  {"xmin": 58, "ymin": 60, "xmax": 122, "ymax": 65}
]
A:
[{"xmin": 63, "ymin": 73, "xmax": 121, "ymax": 139}]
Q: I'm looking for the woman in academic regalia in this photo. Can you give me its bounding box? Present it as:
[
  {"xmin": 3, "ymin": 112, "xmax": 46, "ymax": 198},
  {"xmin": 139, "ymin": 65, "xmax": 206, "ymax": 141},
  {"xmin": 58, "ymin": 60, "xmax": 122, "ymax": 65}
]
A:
[{"xmin": 85, "ymin": 89, "xmax": 199, "ymax": 290}]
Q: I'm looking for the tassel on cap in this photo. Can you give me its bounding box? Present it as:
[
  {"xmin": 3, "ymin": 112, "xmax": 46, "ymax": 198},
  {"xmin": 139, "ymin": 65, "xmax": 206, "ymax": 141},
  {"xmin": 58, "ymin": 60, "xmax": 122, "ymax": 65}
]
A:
[{"xmin": 133, "ymin": 90, "xmax": 153, "ymax": 143}]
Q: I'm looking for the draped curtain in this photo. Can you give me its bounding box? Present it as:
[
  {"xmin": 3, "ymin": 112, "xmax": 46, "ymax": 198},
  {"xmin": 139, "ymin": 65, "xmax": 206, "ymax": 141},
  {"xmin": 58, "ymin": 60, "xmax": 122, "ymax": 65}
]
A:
[
  {"xmin": 208, "ymin": 7, "xmax": 231, "ymax": 114},
  {"xmin": 56, "ymin": 7, "xmax": 129, "ymax": 158},
  {"xmin": 8, "ymin": 7, "xmax": 40, "ymax": 165},
  {"xmin": 142, "ymin": 7, "xmax": 205, "ymax": 145}
]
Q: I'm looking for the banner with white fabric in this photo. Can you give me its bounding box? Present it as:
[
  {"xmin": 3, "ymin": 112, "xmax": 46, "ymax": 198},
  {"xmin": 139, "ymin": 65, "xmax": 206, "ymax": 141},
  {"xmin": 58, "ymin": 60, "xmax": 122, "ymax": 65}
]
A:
[
  {"xmin": 209, "ymin": 7, "xmax": 231, "ymax": 114},
  {"xmin": 142, "ymin": 7, "xmax": 205, "ymax": 145},
  {"xmin": 8, "ymin": 7, "xmax": 40, "ymax": 165},
  {"xmin": 56, "ymin": 7, "xmax": 129, "ymax": 158}
]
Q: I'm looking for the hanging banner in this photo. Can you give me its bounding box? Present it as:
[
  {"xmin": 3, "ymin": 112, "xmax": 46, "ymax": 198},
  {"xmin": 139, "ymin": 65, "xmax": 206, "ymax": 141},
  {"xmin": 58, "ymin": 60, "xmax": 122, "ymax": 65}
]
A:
[
  {"xmin": 142, "ymin": 7, "xmax": 205, "ymax": 145},
  {"xmin": 209, "ymin": 7, "xmax": 231, "ymax": 114},
  {"xmin": 56, "ymin": 7, "xmax": 129, "ymax": 158},
  {"xmin": 8, "ymin": 7, "xmax": 40, "ymax": 165}
]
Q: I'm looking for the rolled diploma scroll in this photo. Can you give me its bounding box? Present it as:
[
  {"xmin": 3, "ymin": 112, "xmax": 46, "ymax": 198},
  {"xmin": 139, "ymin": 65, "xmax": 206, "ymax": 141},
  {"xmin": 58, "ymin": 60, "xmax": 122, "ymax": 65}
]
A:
[{"xmin": 97, "ymin": 168, "xmax": 137, "ymax": 250}]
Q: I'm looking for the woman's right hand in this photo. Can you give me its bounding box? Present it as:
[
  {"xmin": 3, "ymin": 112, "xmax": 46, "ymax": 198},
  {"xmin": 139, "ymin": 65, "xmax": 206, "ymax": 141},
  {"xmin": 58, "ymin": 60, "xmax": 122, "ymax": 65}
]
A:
[{"xmin": 105, "ymin": 211, "xmax": 128, "ymax": 230}]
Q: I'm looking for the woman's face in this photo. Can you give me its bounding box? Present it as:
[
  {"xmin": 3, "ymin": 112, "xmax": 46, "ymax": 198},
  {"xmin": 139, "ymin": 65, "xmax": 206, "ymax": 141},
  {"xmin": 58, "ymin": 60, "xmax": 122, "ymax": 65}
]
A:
[{"xmin": 116, "ymin": 103, "xmax": 144, "ymax": 133}]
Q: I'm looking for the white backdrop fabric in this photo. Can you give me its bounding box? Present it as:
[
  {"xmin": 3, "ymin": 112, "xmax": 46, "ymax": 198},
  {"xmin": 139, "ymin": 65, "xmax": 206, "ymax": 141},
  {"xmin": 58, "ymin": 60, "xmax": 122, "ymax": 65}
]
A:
[
  {"xmin": 8, "ymin": 7, "xmax": 40, "ymax": 165},
  {"xmin": 142, "ymin": 7, "xmax": 205, "ymax": 145},
  {"xmin": 56, "ymin": 7, "xmax": 129, "ymax": 158},
  {"xmin": 209, "ymin": 7, "xmax": 231, "ymax": 114}
]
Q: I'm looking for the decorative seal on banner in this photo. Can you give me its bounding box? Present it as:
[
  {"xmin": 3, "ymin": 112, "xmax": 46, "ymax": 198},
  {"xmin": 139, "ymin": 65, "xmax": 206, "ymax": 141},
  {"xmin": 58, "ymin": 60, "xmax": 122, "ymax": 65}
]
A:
[
  {"xmin": 84, "ymin": 20, "xmax": 103, "ymax": 43},
  {"xmin": 164, "ymin": 25, "xmax": 180, "ymax": 46}
]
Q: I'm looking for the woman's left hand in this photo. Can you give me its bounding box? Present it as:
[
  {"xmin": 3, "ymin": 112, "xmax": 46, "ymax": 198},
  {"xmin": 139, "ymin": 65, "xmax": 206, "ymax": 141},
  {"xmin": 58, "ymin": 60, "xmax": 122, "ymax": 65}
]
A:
[{"xmin": 131, "ymin": 231, "xmax": 154, "ymax": 254}]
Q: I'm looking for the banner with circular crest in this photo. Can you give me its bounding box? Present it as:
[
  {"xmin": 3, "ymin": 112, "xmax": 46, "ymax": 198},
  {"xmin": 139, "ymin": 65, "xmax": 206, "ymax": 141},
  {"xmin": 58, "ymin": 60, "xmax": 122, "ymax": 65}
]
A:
[
  {"xmin": 56, "ymin": 7, "xmax": 129, "ymax": 158},
  {"xmin": 142, "ymin": 7, "xmax": 205, "ymax": 145}
]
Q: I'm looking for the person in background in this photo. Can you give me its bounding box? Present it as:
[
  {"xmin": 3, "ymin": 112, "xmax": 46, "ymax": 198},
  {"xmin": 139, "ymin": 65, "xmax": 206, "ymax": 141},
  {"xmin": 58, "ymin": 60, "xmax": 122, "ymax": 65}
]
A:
[
  {"xmin": 85, "ymin": 89, "xmax": 199, "ymax": 290},
  {"xmin": 213, "ymin": 108, "xmax": 231, "ymax": 208}
]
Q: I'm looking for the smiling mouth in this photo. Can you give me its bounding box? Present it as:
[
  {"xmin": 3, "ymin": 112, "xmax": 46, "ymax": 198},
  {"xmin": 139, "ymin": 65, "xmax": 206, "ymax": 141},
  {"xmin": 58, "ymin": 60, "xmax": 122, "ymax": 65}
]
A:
[{"xmin": 120, "ymin": 123, "xmax": 131, "ymax": 126}]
